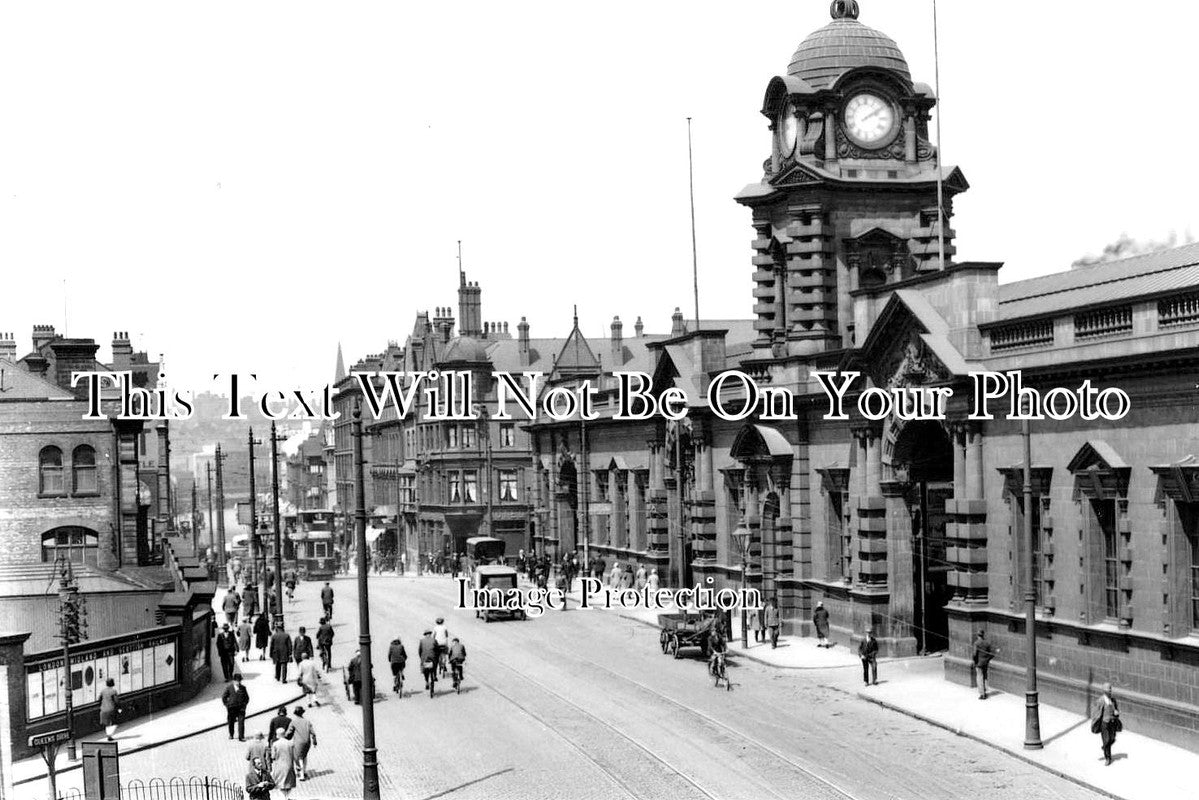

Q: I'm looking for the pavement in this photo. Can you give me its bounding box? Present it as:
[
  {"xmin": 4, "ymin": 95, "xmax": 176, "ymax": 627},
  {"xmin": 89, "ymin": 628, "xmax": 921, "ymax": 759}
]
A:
[
  {"xmin": 13, "ymin": 572, "xmax": 1197, "ymax": 800},
  {"xmin": 12, "ymin": 584, "xmax": 304, "ymax": 790}
]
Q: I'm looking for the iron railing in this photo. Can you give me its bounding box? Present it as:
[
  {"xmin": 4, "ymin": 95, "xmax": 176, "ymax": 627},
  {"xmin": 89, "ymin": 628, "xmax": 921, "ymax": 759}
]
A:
[{"xmin": 57, "ymin": 776, "xmax": 243, "ymax": 800}]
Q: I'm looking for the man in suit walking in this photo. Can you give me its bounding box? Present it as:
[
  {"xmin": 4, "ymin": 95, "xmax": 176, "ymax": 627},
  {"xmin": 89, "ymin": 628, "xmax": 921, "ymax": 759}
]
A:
[
  {"xmin": 269, "ymin": 622, "xmax": 293, "ymax": 682},
  {"xmin": 972, "ymin": 629, "xmax": 995, "ymax": 699},
  {"xmin": 293, "ymin": 626, "xmax": 314, "ymax": 667},
  {"xmin": 216, "ymin": 623, "xmax": 237, "ymax": 681},
  {"xmin": 858, "ymin": 628, "xmax": 879, "ymax": 687},
  {"xmin": 222, "ymin": 673, "xmax": 250, "ymax": 741}
]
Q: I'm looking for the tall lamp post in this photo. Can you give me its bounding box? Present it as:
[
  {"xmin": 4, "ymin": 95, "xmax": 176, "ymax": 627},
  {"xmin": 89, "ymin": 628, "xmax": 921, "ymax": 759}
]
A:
[
  {"xmin": 270, "ymin": 421, "xmax": 284, "ymax": 625},
  {"xmin": 351, "ymin": 403, "xmax": 381, "ymax": 799},
  {"xmin": 732, "ymin": 523, "xmax": 751, "ymax": 648},
  {"xmin": 1022, "ymin": 414, "xmax": 1043, "ymax": 749}
]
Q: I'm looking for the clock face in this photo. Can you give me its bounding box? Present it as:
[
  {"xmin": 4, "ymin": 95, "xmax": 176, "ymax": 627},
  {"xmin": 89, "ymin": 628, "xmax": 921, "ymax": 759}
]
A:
[
  {"xmin": 778, "ymin": 102, "xmax": 799, "ymax": 157},
  {"xmin": 844, "ymin": 93, "xmax": 895, "ymax": 146}
]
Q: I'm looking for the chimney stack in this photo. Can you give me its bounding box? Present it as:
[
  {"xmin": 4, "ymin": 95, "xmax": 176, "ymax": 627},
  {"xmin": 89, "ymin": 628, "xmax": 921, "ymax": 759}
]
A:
[
  {"xmin": 458, "ymin": 275, "xmax": 483, "ymax": 337},
  {"xmin": 610, "ymin": 316, "xmax": 623, "ymax": 368},
  {"xmin": 671, "ymin": 308, "xmax": 685, "ymax": 336},
  {"xmin": 32, "ymin": 324, "xmax": 57, "ymax": 352},
  {"xmin": 0, "ymin": 332, "xmax": 16, "ymax": 361},
  {"xmin": 517, "ymin": 316, "xmax": 530, "ymax": 367},
  {"xmin": 111, "ymin": 331, "xmax": 133, "ymax": 369},
  {"xmin": 635, "ymin": 316, "xmax": 644, "ymax": 338}
]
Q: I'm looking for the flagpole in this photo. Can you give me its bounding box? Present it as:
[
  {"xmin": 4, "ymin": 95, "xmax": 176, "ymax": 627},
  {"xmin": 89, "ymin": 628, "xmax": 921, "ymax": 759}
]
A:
[
  {"xmin": 933, "ymin": 0, "xmax": 946, "ymax": 270},
  {"xmin": 687, "ymin": 117, "xmax": 700, "ymax": 329}
]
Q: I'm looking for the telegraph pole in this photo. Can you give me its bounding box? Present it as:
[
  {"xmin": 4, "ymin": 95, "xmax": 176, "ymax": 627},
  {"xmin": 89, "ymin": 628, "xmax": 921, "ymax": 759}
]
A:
[
  {"xmin": 215, "ymin": 445, "xmax": 228, "ymax": 579},
  {"xmin": 191, "ymin": 480, "xmax": 199, "ymax": 552},
  {"xmin": 1023, "ymin": 414, "xmax": 1043, "ymax": 749},
  {"xmin": 206, "ymin": 462, "xmax": 215, "ymax": 550},
  {"xmin": 249, "ymin": 428, "xmax": 265, "ymax": 617},
  {"xmin": 352, "ymin": 404, "xmax": 381, "ymax": 800},
  {"xmin": 270, "ymin": 421, "xmax": 284, "ymax": 624}
]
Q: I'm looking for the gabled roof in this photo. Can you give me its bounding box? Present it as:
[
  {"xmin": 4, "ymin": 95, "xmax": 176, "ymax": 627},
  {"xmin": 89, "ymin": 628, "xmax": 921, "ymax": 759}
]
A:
[
  {"xmin": 855, "ymin": 290, "xmax": 975, "ymax": 377},
  {"xmin": 1067, "ymin": 441, "xmax": 1129, "ymax": 473},
  {"xmin": 998, "ymin": 241, "xmax": 1199, "ymax": 321},
  {"xmin": 0, "ymin": 358, "xmax": 75, "ymax": 400},
  {"xmin": 552, "ymin": 325, "xmax": 602, "ymax": 377}
]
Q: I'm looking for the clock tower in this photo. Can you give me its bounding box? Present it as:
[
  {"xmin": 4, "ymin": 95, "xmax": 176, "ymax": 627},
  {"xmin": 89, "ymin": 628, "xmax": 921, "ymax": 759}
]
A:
[{"xmin": 736, "ymin": 0, "xmax": 968, "ymax": 356}]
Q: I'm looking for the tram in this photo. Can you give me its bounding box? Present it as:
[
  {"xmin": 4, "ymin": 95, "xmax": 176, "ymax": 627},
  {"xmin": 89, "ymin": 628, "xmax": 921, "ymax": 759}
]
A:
[{"xmin": 293, "ymin": 508, "xmax": 340, "ymax": 579}]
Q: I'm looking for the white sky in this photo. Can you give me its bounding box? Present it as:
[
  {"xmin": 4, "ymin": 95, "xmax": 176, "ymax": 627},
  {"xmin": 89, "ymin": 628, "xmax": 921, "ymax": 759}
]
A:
[{"xmin": 2, "ymin": 1, "xmax": 1196, "ymax": 391}]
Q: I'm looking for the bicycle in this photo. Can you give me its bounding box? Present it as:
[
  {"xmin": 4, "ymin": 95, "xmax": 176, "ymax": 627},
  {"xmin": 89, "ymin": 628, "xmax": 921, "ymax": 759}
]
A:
[
  {"xmin": 422, "ymin": 660, "xmax": 436, "ymax": 698},
  {"xmin": 392, "ymin": 664, "xmax": 405, "ymax": 697},
  {"xmin": 451, "ymin": 662, "xmax": 464, "ymax": 694}
]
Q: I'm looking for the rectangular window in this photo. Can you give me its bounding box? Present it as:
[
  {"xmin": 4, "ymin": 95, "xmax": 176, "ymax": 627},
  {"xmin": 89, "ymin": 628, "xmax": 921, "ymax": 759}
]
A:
[
  {"xmin": 828, "ymin": 490, "xmax": 851, "ymax": 581},
  {"xmin": 1096, "ymin": 499, "xmax": 1120, "ymax": 619},
  {"xmin": 449, "ymin": 472, "xmax": 461, "ymax": 503},
  {"xmin": 447, "ymin": 426, "xmax": 458, "ymax": 448},
  {"xmin": 313, "ymin": 541, "xmax": 329, "ymax": 558},
  {"xmin": 1189, "ymin": 521, "xmax": 1199, "ymax": 631},
  {"xmin": 499, "ymin": 470, "xmax": 518, "ymax": 502},
  {"xmin": 462, "ymin": 425, "xmax": 476, "ymax": 448},
  {"xmin": 463, "ymin": 470, "xmax": 478, "ymax": 503},
  {"xmin": 499, "ymin": 423, "xmax": 515, "ymax": 448},
  {"xmin": 74, "ymin": 465, "xmax": 97, "ymax": 494},
  {"xmin": 596, "ymin": 471, "xmax": 610, "ymax": 502}
]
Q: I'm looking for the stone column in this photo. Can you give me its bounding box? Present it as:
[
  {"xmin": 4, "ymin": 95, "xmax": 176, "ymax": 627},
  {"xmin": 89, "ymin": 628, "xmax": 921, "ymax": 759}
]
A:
[
  {"xmin": 952, "ymin": 423, "xmax": 966, "ymax": 500},
  {"xmin": 823, "ymin": 105, "xmax": 838, "ymax": 162},
  {"xmin": 627, "ymin": 469, "xmax": 641, "ymax": 552},
  {"xmin": 967, "ymin": 425, "xmax": 985, "ymax": 500},
  {"xmin": 645, "ymin": 440, "xmax": 671, "ymax": 575}
]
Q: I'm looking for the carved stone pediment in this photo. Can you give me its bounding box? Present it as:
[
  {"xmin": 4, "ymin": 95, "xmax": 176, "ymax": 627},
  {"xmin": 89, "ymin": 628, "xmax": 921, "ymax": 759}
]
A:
[{"xmin": 878, "ymin": 335, "xmax": 950, "ymax": 390}]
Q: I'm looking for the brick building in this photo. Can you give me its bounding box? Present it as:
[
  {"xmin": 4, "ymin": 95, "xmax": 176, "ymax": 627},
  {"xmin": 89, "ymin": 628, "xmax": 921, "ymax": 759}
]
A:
[
  {"xmin": 520, "ymin": 2, "xmax": 1199, "ymax": 750},
  {"xmin": 0, "ymin": 327, "xmax": 180, "ymax": 651}
]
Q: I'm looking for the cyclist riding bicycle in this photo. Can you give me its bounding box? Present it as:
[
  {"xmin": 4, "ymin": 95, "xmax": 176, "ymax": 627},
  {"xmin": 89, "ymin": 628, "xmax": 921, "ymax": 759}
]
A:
[
  {"xmin": 432, "ymin": 617, "xmax": 450, "ymax": 677},
  {"xmin": 448, "ymin": 637, "xmax": 467, "ymax": 691},
  {"xmin": 708, "ymin": 625, "xmax": 728, "ymax": 679},
  {"xmin": 418, "ymin": 629, "xmax": 438, "ymax": 694},
  {"xmin": 388, "ymin": 636, "xmax": 407, "ymax": 695}
]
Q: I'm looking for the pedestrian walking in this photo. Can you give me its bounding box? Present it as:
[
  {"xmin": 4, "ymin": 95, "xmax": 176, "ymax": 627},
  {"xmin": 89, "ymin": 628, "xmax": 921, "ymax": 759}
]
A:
[
  {"xmin": 216, "ymin": 623, "xmax": 237, "ymax": 681},
  {"xmin": 286, "ymin": 707, "xmax": 317, "ymax": 781},
  {"xmin": 635, "ymin": 565, "xmax": 647, "ymax": 590},
  {"xmin": 245, "ymin": 757, "xmax": 275, "ymax": 800},
  {"xmin": 254, "ymin": 613, "xmax": 271, "ymax": 660},
  {"xmin": 316, "ymin": 616, "xmax": 334, "ymax": 670},
  {"xmin": 222, "ymin": 673, "xmax": 249, "ymax": 741},
  {"xmin": 245, "ymin": 731, "xmax": 270, "ymax": 770},
  {"xmin": 858, "ymin": 628, "xmax": 879, "ymax": 686},
  {"xmin": 646, "ymin": 568, "xmax": 660, "ymax": 593},
  {"xmin": 270, "ymin": 623, "xmax": 293, "ymax": 682},
  {"xmin": 347, "ymin": 649, "xmax": 363, "ymax": 704},
  {"xmin": 972, "ymin": 629, "xmax": 995, "ymax": 699},
  {"xmin": 399, "ymin": 551, "xmax": 407, "ymax": 574},
  {"xmin": 267, "ymin": 705, "xmax": 291, "ymax": 743},
  {"xmin": 1091, "ymin": 683, "xmax": 1122, "ymax": 765},
  {"xmin": 270, "ymin": 731, "xmax": 298, "ymax": 798},
  {"xmin": 222, "ymin": 588, "xmax": 242, "ymax": 628},
  {"xmin": 297, "ymin": 653, "xmax": 321, "ymax": 707},
  {"xmin": 98, "ymin": 678, "xmax": 120, "ymax": 740},
  {"xmin": 320, "ymin": 581, "xmax": 334, "ymax": 620},
  {"xmin": 237, "ymin": 617, "xmax": 253, "ymax": 662},
  {"xmin": 242, "ymin": 585, "xmax": 259, "ymax": 622},
  {"xmin": 813, "ymin": 601, "xmax": 830, "ymax": 648},
  {"xmin": 764, "ymin": 598, "xmax": 781, "ymax": 649},
  {"xmin": 293, "ymin": 626, "xmax": 314, "ymax": 666},
  {"xmin": 751, "ymin": 608, "xmax": 764, "ymax": 643}
]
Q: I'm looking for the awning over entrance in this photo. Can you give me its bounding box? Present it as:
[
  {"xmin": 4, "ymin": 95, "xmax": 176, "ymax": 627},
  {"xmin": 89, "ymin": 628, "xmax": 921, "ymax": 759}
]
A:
[{"xmin": 730, "ymin": 424, "xmax": 792, "ymax": 459}]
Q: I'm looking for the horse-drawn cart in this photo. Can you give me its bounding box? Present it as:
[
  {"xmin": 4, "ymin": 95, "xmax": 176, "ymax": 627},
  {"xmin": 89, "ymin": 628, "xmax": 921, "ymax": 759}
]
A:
[{"xmin": 658, "ymin": 610, "xmax": 717, "ymax": 659}]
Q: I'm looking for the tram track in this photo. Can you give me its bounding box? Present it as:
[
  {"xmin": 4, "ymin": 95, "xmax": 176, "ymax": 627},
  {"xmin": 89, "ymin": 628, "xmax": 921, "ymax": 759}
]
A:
[{"xmin": 404, "ymin": 589, "xmax": 862, "ymax": 800}]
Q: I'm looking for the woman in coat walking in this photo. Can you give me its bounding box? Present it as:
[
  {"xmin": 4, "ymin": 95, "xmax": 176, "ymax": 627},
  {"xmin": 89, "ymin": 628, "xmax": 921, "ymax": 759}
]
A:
[
  {"xmin": 270, "ymin": 730, "xmax": 298, "ymax": 798},
  {"xmin": 98, "ymin": 678, "xmax": 120, "ymax": 740},
  {"xmin": 286, "ymin": 706, "xmax": 317, "ymax": 781},
  {"xmin": 1092, "ymin": 683, "xmax": 1122, "ymax": 765},
  {"xmin": 813, "ymin": 601, "xmax": 830, "ymax": 648},
  {"xmin": 253, "ymin": 613, "xmax": 271, "ymax": 661}
]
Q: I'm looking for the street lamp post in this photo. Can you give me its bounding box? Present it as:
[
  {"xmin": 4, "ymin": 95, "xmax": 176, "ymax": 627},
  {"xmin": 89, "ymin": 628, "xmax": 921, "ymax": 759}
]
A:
[
  {"xmin": 270, "ymin": 421, "xmax": 284, "ymax": 625},
  {"xmin": 732, "ymin": 523, "xmax": 751, "ymax": 648},
  {"xmin": 1022, "ymin": 415, "xmax": 1043, "ymax": 749},
  {"xmin": 352, "ymin": 404, "xmax": 381, "ymax": 799}
]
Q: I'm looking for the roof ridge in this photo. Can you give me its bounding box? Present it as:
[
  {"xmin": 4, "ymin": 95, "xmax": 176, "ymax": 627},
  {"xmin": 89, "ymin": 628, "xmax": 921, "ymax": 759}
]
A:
[{"xmin": 1001, "ymin": 240, "xmax": 1199, "ymax": 304}]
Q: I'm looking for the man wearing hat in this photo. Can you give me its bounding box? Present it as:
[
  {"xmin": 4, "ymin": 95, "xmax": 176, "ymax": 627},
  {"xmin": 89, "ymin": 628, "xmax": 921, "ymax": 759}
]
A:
[
  {"xmin": 972, "ymin": 629, "xmax": 995, "ymax": 699},
  {"xmin": 1092, "ymin": 683, "xmax": 1121, "ymax": 765},
  {"xmin": 222, "ymin": 673, "xmax": 250, "ymax": 741},
  {"xmin": 813, "ymin": 601, "xmax": 830, "ymax": 648},
  {"xmin": 216, "ymin": 623, "xmax": 238, "ymax": 681},
  {"xmin": 432, "ymin": 617, "xmax": 450, "ymax": 678},
  {"xmin": 418, "ymin": 629, "xmax": 438, "ymax": 692},
  {"xmin": 858, "ymin": 628, "xmax": 879, "ymax": 687}
]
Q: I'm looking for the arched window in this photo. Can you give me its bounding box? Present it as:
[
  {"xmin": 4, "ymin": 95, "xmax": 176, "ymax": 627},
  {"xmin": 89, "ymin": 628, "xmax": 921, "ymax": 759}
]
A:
[
  {"xmin": 39, "ymin": 446, "xmax": 64, "ymax": 495},
  {"xmin": 73, "ymin": 445, "xmax": 97, "ymax": 494},
  {"xmin": 42, "ymin": 527, "xmax": 99, "ymax": 565}
]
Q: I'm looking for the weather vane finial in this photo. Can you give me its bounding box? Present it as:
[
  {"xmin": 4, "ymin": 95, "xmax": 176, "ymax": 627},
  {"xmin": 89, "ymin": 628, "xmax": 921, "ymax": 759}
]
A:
[{"xmin": 831, "ymin": 0, "xmax": 860, "ymax": 20}]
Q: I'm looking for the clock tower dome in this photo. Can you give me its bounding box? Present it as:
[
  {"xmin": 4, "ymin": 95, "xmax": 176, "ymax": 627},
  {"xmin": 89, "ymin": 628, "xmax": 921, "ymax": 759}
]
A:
[{"xmin": 736, "ymin": 0, "xmax": 968, "ymax": 356}]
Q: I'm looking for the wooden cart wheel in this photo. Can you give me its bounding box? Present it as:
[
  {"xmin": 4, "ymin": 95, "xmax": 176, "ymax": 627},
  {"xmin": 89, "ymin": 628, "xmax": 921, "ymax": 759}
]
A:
[
  {"xmin": 660, "ymin": 631, "xmax": 669, "ymax": 654},
  {"xmin": 670, "ymin": 634, "xmax": 681, "ymax": 659}
]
